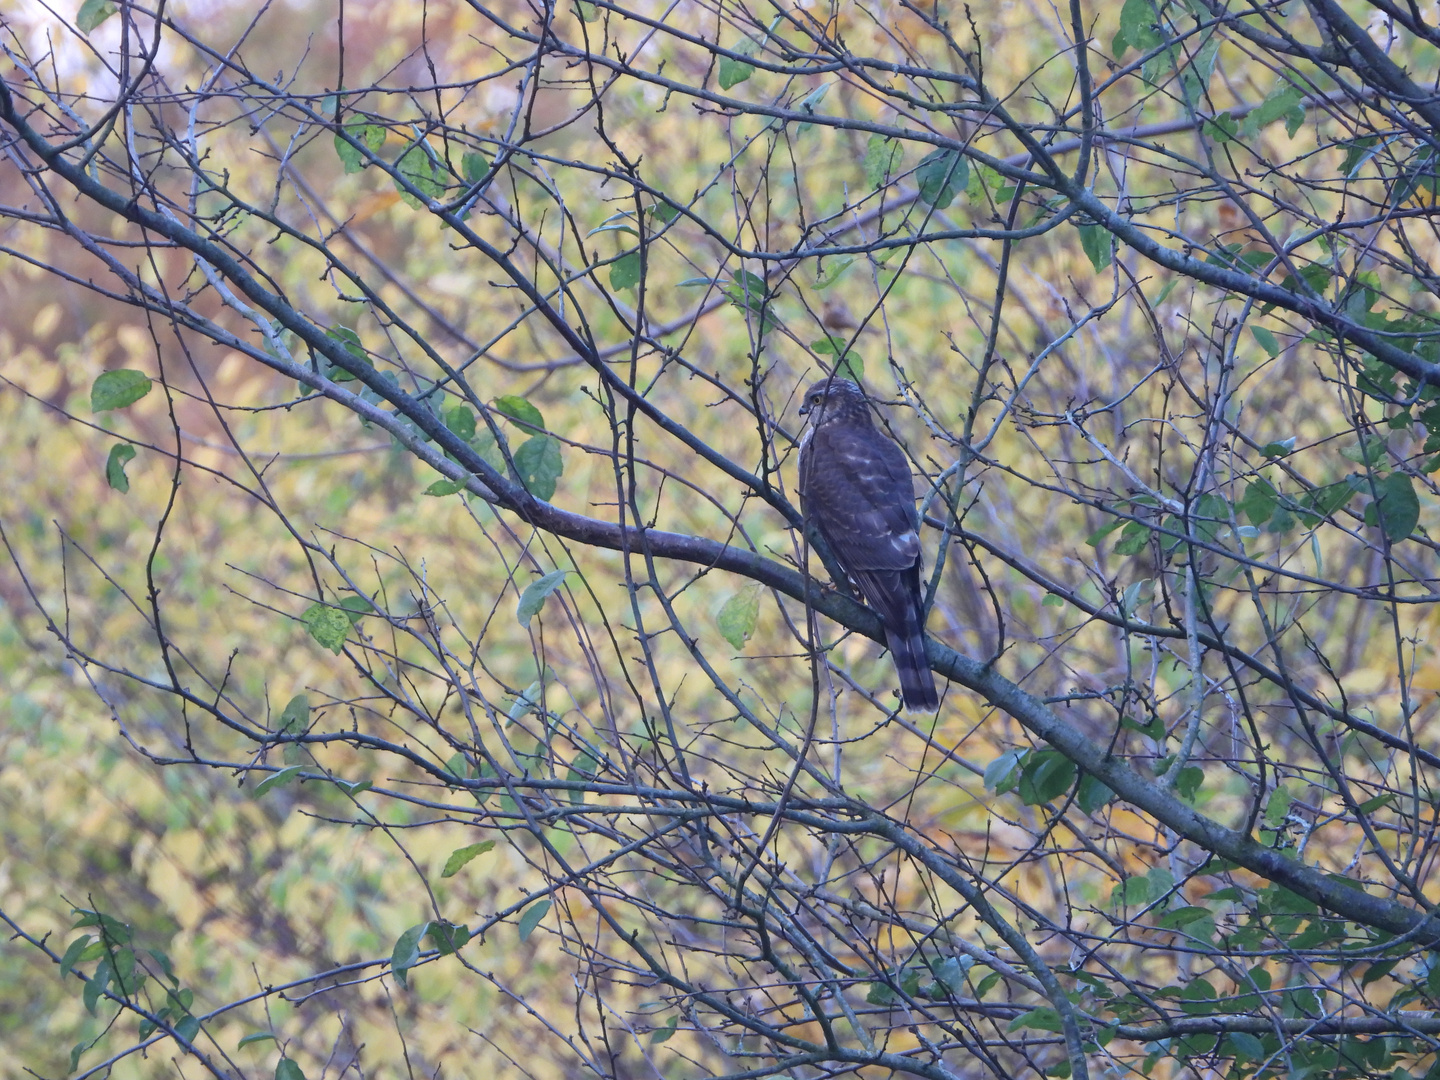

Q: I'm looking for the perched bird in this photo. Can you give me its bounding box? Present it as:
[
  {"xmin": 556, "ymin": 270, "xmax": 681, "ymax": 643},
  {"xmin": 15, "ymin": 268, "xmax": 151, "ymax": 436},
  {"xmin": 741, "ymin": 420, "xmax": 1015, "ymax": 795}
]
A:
[{"xmin": 797, "ymin": 377, "xmax": 939, "ymax": 711}]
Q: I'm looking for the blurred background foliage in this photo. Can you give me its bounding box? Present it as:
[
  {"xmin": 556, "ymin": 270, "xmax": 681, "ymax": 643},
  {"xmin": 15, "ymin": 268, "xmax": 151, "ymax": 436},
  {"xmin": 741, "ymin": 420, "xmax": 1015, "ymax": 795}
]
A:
[{"xmin": 4, "ymin": 0, "xmax": 1440, "ymax": 1077}]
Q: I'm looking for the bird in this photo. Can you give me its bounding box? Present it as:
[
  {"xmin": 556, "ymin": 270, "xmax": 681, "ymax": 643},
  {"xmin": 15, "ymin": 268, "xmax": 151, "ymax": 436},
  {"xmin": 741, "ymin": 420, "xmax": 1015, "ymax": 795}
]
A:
[{"xmin": 797, "ymin": 376, "xmax": 939, "ymax": 712}]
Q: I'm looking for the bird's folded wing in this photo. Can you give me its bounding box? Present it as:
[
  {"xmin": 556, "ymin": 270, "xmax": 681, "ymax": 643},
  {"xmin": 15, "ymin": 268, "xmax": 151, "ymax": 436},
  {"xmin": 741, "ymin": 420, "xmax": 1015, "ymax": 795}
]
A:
[{"xmin": 801, "ymin": 425, "xmax": 920, "ymax": 572}]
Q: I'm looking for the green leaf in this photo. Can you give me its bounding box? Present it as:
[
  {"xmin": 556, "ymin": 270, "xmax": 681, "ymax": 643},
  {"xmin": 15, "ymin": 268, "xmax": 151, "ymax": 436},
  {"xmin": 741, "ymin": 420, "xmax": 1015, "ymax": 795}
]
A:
[
  {"xmin": 723, "ymin": 269, "xmax": 771, "ymax": 315},
  {"xmin": 109, "ymin": 946, "xmax": 141, "ymax": 995},
  {"xmin": 575, "ymin": 0, "xmax": 597, "ymax": 21},
  {"xmin": 1118, "ymin": 0, "xmax": 1163, "ymax": 51},
  {"xmin": 1174, "ymin": 765, "xmax": 1204, "ymax": 801},
  {"xmin": 332, "ymin": 778, "xmax": 372, "ymax": 796},
  {"xmin": 517, "ymin": 569, "xmax": 570, "ymax": 626},
  {"xmin": 1151, "ymin": 278, "xmax": 1178, "ymax": 306},
  {"xmin": 71, "ymin": 908, "xmax": 131, "ymax": 944},
  {"xmin": 610, "ymin": 250, "xmax": 642, "ymax": 291},
  {"xmin": 813, "ymin": 258, "xmax": 854, "ymax": 291},
  {"xmin": 1079, "ymin": 224, "xmax": 1113, "ymax": 272},
  {"xmin": 444, "ymin": 405, "xmax": 477, "ymax": 440},
  {"xmin": 915, "ymin": 149, "xmax": 967, "ymax": 209},
  {"xmin": 984, "ymin": 748, "xmax": 1025, "ymax": 793},
  {"xmin": 1018, "ymin": 749, "xmax": 1077, "ymax": 805},
  {"xmin": 863, "ymin": 135, "xmax": 904, "ymax": 188},
  {"xmin": 278, "ymin": 694, "xmax": 309, "ymax": 734},
  {"xmin": 325, "ymin": 324, "xmax": 366, "ymax": 357},
  {"xmin": 1009, "ymin": 1006, "xmax": 1064, "ymax": 1032},
  {"xmin": 1251, "ymin": 326, "xmax": 1280, "ymax": 357},
  {"xmin": 1240, "ymin": 84, "xmax": 1305, "ymax": 140},
  {"xmin": 83, "ymin": 960, "xmax": 111, "ymax": 1014},
  {"xmin": 1229, "ymin": 1031, "xmax": 1265, "ymax": 1061},
  {"xmin": 718, "ymin": 44, "xmax": 755, "ymax": 90},
  {"xmin": 321, "ymin": 327, "xmax": 372, "ymax": 383},
  {"xmin": 1113, "ymin": 520, "xmax": 1149, "ymax": 555},
  {"xmin": 442, "ymin": 840, "xmax": 497, "ymax": 877},
  {"xmin": 1262, "ymin": 437, "xmax": 1295, "ymax": 458},
  {"xmin": 1141, "ymin": 40, "xmax": 1180, "ymax": 86},
  {"xmin": 1077, "ymin": 773, "xmax": 1114, "ymax": 814},
  {"xmin": 513, "ymin": 435, "xmax": 563, "ymax": 500},
  {"xmin": 1264, "ymin": 785, "xmax": 1293, "ymax": 829},
  {"xmin": 508, "ymin": 679, "xmax": 546, "ymax": 722},
  {"xmin": 1180, "ymin": 35, "xmax": 1219, "ymax": 106},
  {"xmin": 275, "ymin": 1060, "xmax": 307, "ymax": 1080},
  {"xmin": 716, "ymin": 583, "xmax": 761, "ymax": 649},
  {"xmin": 424, "ymin": 478, "xmax": 467, "ymax": 497},
  {"xmin": 77, "ymin": 0, "xmax": 117, "ymax": 33},
  {"xmin": 518, "ymin": 898, "xmax": 552, "ymax": 941},
  {"xmin": 1340, "ymin": 135, "xmax": 1380, "ymax": 177},
  {"xmin": 238, "ymin": 1032, "xmax": 277, "ymax": 1049},
  {"xmin": 1373, "ymin": 472, "xmax": 1419, "ymax": 541},
  {"xmin": 1341, "ymin": 439, "xmax": 1387, "ymax": 466},
  {"xmin": 588, "ymin": 212, "xmax": 639, "ymax": 237},
  {"xmin": 426, "ymin": 920, "xmax": 471, "ymax": 955},
  {"xmin": 254, "ymin": 765, "xmax": 303, "ymax": 797},
  {"xmin": 301, "ymin": 602, "xmax": 350, "ymax": 653},
  {"xmin": 1361, "ymin": 959, "xmax": 1398, "ymax": 986},
  {"xmin": 395, "ymin": 144, "xmax": 443, "ymax": 208},
  {"xmin": 334, "ymin": 119, "xmax": 382, "ymax": 173},
  {"xmin": 929, "ymin": 955, "xmax": 970, "ymax": 997},
  {"xmin": 1284, "ymin": 106, "xmax": 1305, "ymax": 139},
  {"xmin": 59, "ymin": 935, "xmax": 98, "ymax": 978},
  {"xmin": 811, "ymin": 336, "xmax": 865, "ymax": 381},
  {"xmin": 1085, "ymin": 518, "xmax": 1125, "ymax": 546},
  {"xmin": 462, "ymin": 151, "xmax": 491, "ymax": 185},
  {"xmin": 493, "ymin": 395, "xmax": 545, "ymax": 432},
  {"xmin": 1110, "ymin": 866, "xmax": 1169, "ymax": 907},
  {"xmin": 105, "ymin": 443, "xmax": 136, "ymax": 493},
  {"xmin": 339, "ymin": 595, "xmax": 372, "ymax": 624},
  {"xmin": 1239, "ymin": 478, "xmax": 1278, "ymax": 526},
  {"xmin": 650, "ymin": 1014, "xmax": 679, "ymax": 1045},
  {"xmin": 1259, "ymin": 883, "xmax": 1315, "ymax": 916},
  {"xmin": 1357, "ymin": 793, "xmax": 1395, "ymax": 814},
  {"xmin": 1300, "ymin": 477, "xmax": 1360, "ymax": 523},
  {"xmin": 566, "ymin": 752, "xmax": 597, "ymax": 804},
  {"xmin": 1279, "ymin": 262, "xmax": 1332, "ymax": 299},
  {"xmin": 1203, "ymin": 112, "xmax": 1238, "ymax": 143},
  {"xmin": 91, "ymin": 369, "xmax": 152, "ymax": 412},
  {"xmin": 1158, "ymin": 906, "xmax": 1214, "ymax": 930},
  {"xmin": 391, "ymin": 923, "xmax": 427, "ymax": 988},
  {"xmin": 796, "ymin": 81, "xmax": 831, "ymax": 122},
  {"xmin": 865, "ymin": 980, "xmax": 898, "ymax": 1005},
  {"xmin": 444, "ymin": 753, "xmax": 476, "ymax": 783}
]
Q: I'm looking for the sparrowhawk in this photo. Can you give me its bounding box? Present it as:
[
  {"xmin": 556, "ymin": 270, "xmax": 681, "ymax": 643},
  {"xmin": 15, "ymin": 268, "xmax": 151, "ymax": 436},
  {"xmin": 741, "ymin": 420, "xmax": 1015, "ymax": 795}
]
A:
[{"xmin": 797, "ymin": 377, "xmax": 939, "ymax": 712}]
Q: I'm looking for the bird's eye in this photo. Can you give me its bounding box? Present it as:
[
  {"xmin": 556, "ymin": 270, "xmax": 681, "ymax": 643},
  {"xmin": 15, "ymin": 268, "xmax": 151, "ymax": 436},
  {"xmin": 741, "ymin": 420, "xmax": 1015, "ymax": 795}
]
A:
[{"xmin": 809, "ymin": 393, "xmax": 820, "ymax": 404}]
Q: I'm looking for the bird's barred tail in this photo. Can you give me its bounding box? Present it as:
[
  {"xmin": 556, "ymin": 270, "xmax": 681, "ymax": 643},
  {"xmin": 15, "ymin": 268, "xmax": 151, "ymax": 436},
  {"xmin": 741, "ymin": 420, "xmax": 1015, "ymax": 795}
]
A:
[{"xmin": 884, "ymin": 624, "xmax": 939, "ymax": 712}]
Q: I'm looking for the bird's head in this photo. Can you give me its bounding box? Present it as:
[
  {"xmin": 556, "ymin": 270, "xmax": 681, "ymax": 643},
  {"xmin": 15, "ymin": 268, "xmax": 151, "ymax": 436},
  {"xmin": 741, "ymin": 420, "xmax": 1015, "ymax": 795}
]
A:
[{"xmin": 797, "ymin": 377, "xmax": 872, "ymax": 427}]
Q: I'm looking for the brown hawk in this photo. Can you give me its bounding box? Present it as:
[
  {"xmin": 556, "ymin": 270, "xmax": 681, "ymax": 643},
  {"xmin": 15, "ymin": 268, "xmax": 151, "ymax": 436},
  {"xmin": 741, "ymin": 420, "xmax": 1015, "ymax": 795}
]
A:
[{"xmin": 798, "ymin": 377, "xmax": 939, "ymax": 712}]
